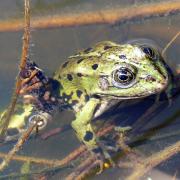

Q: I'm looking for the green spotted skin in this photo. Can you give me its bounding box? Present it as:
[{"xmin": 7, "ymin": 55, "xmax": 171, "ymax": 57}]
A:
[
  {"xmin": 0, "ymin": 103, "xmax": 33, "ymax": 136},
  {"xmin": 53, "ymin": 41, "xmax": 169, "ymax": 150}
]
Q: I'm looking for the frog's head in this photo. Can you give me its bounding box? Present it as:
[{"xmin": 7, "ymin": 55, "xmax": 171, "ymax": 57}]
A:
[{"xmin": 95, "ymin": 42, "xmax": 169, "ymax": 99}]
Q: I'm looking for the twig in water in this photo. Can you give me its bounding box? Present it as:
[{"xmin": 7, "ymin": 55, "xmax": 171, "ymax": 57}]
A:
[
  {"xmin": 0, "ymin": 124, "xmax": 114, "ymax": 172},
  {"xmin": 0, "ymin": 0, "xmax": 30, "ymax": 139},
  {"xmin": 162, "ymin": 31, "xmax": 180, "ymax": 57},
  {"xmin": 0, "ymin": 0, "xmax": 179, "ymax": 32},
  {"xmin": 126, "ymin": 141, "xmax": 180, "ymax": 180},
  {"xmin": 0, "ymin": 122, "xmax": 36, "ymax": 171}
]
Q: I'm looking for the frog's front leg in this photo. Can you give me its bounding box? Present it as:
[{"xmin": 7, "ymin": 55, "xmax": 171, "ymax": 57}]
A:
[
  {"xmin": 71, "ymin": 97, "xmax": 112, "ymax": 169},
  {"xmin": 71, "ymin": 98, "xmax": 100, "ymax": 151}
]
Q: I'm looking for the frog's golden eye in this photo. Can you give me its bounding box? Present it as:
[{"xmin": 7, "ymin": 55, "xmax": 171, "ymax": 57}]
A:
[
  {"xmin": 112, "ymin": 67, "xmax": 135, "ymax": 88},
  {"xmin": 141, "ymin": 46, "xmax": 157, "ymax": 60}
]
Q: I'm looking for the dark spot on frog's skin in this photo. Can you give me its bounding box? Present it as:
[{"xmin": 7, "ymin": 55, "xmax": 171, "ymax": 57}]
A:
[
  {"xmin": 92, "ymin": 94, "xmax": 101, "ymax": 99},
  {"xmin": 49, "ymin": 79, "xmax": 62, "ymax": 96},
  {"xmin": 92, "ymin": 147, "xmax": 102, "ymax": 154},
  {"xmin": 104, "ymin": 46, "xmax": 112, "ymax": 50},
  {"xmin": 84, "ymin": 131, "xmax": 93, "ymax": 141},
  {"xmin": 92, "ymin": 64, "xmax": 98, "ymax": 70},
  {"xmin": 88, "ymin": 56, "xmax": 93, "ymax": 60},
  {"xmin": 119, "ymin": 55, "xmax": 126, "ymax": 59},
  {"xmin": 85, "ymin": 95, "xmax": 90, "ymax": 102},
  {"xmin": 58, "ymin": 75, "xmax": 61, "ymax": 79},
  {"xmin": 77, "ymin": 73, "xmax": 83, "ymax": 77},
  {"xmin": 62, "ymin": 92, "xmax": 73, "ymax": 103},
  {"xmin": 84, "ymin": 47, "xmax": 93, "ymax": 53},
  {"xmin": 77, "ymin": 58, "xmax": 84, "ymax": 64},
  {"xmin": 71, "ymin": 100, "xmax": 79, "ymax": 106},
  {"xmin": 62, "ymin": 61, "xmax": 69, "ymax": 68},
  {"xmin": 67, "ymin": 74, "xmax": 73, "ymax": 81},
  {"xmin": 76, "ymin": 90, "xmax": 83, "ymax": 98}
]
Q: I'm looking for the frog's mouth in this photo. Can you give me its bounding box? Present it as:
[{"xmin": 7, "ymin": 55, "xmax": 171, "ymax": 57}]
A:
[
  {"xmin": 95, "ymin": 93, "xmax": 150, "ymax": 99},
  {"xmin": 95, "ymin": 79, "xmax": 168, "ymax": 99}
]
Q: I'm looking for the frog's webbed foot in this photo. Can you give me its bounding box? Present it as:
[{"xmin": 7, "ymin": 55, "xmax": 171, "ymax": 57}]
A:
[
  {"xmin": 91, "ymin": 147, "xmax": 113, "ymax": 174},
  {"xmin": 91, "ymin": 145, "xmax": 116, "ymax": 173},
  {"xmin": 93, "ymin": 152, "xmax": 104, "ymax": 174}
]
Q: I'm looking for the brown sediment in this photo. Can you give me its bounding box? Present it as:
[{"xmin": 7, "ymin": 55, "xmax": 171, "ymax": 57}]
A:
[
  {"xmin": 0, "ymin": 0, "xmax": 179, "ymax": 32},
  {"xmin": 126, "ymin": 141, "xmax": 180, "ymax": 180}
]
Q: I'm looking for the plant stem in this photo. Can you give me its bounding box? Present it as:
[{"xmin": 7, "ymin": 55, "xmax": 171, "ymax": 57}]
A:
[{"xmin": 0, "ymin": 0, "xmax": 30, "ymax": 139}]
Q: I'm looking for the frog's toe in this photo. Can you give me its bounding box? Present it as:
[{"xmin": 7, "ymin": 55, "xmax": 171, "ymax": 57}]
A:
[
  {"xmin": 114, "ymin": 126, "xmax": 132, "ymax": 134},
  {"xmin": 92, "ymin": 147, "xmax": 115, "ymax": 173},
  {"xmin": 95, "ymin": 158, "xmax": 104, "ymax": 174},
  {"xmin": 95, "ymin": 155, "xmax": 114, "ymax": 174}
]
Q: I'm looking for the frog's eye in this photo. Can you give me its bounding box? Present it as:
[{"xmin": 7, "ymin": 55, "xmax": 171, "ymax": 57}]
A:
[
  {"xmin": 112, "ymin": 67, "xmax": 135, "ymax": 88},
  {"xmin": 28, "ymin": 114, "xmax": 48, "ymax": 130},
  {"xmin": 141, "ymin": 46, "xmax": 157, "ymax": 60}
]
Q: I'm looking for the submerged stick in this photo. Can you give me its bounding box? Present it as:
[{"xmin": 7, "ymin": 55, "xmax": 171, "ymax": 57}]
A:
[
  {"xmin": 162, "ymin": 31, "xmax": 180, "ymax": 57},
  {"xmin": 0, "ymin": 125, "xmax": 114, "ymax": 170},
  {"xmin": 126, "ymin": 141, "xmax": 180, "ymax": 180},
  {"xmin": 0, "ymin": 152, "xmax": 66, "ymax": 167},
  {"xmin": 0, "ymin": 123, "xmax": 36, "ymax": 171},
  {"xmin": 0, "ymin": 0, "xmax": 179, "ymax": 32},
  {"xmin": 0, "ymin": 0, "xmax": 30, "ymax": 138}
]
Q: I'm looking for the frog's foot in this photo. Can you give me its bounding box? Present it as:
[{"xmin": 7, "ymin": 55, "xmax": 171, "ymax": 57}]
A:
[{"xmin": 92, "ymin": 147, "xmax": 114, "ymax": 174}]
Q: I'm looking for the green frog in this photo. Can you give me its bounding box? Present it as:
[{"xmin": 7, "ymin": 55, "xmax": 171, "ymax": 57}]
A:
[
  {"xmin": 2, "ymin": 40, "xmax": 170, "ymax": 163},
  {"xmin": 53, "ymin": 41, "xmax": 169, "ymax": 153}
]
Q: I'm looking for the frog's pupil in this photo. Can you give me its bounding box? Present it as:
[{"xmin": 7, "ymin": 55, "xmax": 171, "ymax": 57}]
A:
[{"xmin": 119, "ymin": 74, "xmax": 128, "ymax": 81}]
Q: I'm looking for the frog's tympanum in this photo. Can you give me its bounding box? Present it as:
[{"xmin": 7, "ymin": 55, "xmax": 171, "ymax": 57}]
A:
[{"xmin": 2, "ymin": 41, "xmax": 170, "ymax": 163}]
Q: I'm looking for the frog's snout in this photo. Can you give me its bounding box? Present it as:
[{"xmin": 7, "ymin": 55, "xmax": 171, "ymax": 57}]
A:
[{"xmin": 153, "ymin": 74, "xmax": 169, "ymax": 92}]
